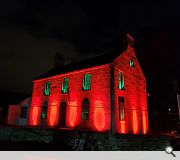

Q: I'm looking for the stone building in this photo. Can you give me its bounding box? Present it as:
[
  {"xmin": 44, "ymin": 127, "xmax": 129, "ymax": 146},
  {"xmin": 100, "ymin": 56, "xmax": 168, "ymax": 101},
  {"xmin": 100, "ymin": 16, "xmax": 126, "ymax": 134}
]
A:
[{"xmin": 14, "ymin": 34, "xmax": 148, "ymax": 134}]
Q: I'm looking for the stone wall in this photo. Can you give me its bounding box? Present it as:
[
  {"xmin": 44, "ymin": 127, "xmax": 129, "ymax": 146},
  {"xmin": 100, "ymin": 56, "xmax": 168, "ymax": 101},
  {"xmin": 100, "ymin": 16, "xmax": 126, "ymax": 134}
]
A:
[
  {"xmin": 29, "ymin": 64, "xmax": 111, "ymax": 132},
  {"xmin": 113, "ymin": 44, "xmax": 148, "ymax": 134}
]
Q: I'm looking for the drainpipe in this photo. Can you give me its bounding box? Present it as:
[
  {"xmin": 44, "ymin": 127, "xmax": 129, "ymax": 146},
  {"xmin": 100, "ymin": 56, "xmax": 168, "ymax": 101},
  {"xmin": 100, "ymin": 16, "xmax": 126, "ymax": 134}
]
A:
[{"xmin": 110, "ymin": 63, "xmax": 115, "ymax": 133}]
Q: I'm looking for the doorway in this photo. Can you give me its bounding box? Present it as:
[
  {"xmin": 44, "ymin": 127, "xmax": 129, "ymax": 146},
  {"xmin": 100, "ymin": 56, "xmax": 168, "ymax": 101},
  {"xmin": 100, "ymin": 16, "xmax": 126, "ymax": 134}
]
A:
[{"xmin": 59, "ymin": 102, "xmax": 67, "ymax": 127}]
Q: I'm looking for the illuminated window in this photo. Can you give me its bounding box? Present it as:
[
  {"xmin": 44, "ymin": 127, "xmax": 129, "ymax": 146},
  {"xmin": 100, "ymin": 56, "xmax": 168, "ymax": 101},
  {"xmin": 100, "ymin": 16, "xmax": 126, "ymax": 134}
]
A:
[
  {"xmin": 41, "ymin": 105, "xmax": 48, "ymax": 119},
  {"xmin": 118, "ymin": 72, "xmax": 125, "ymax": 90},
  {"xmin": 129, "ymin": 59, "xmax": 135, "ymax": 68},
  {"xmin": 20, "ymin": 106, "xmax": 27, "ymax": 118},
  {"xmin": 81, "ymin": 98, "xmax": 89, "ymax": 120},
  {"xmin": 41, "ymin": 101, "xmax": 48, "ymax": 120},
  {"xmin": 83, "ymin": 74, "xmax": 91, "ymax": 91},
  {"xmin": 119, "ymin": 97, "xmax": 125, "ymax": 120},
  {"xmin": 44, "ymin": 82, "xmax": 51, "ymax": 96},
  {"xmin": 62, "ymin": 78, "xmax": 69, "ymax": 93}
]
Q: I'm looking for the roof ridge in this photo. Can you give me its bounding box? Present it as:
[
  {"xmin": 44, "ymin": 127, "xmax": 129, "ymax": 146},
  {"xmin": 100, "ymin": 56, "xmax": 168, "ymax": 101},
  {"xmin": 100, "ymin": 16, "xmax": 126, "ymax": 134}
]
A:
[{"xmin": 34, "ymin": 33, "xmax": 130, "ymax": 80}]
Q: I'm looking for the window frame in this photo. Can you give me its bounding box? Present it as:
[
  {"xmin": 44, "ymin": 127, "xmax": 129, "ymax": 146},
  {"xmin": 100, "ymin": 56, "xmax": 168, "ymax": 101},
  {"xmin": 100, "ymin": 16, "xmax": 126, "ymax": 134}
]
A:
[
  {"xmin": 81, "ymin": 98, "xmax": 90, "ymax": 120},
  {"xmin": 41, "ymin": 105, "xmax": 48, "ymax": 120},
  {"xmin": 43, "ymin": 81, "xmax": 51, "ymax": 96},
  {"xmin": 118, "ymin": 97, "xmax": 125, "ymax": 121},
  {"xmin": 82, "ymin": 73, "xmax": 91, "ymax": 91},
  {"xmin": 61, "ymin": 78, "xmax": 69, "ymax": 93},
  {"xmin": 129, "ymin": 59, "xmax": 135, "ymax": 68},
  {"xmin": 118, "ymin": 71, "xmax": 125, "ymax": 90}
]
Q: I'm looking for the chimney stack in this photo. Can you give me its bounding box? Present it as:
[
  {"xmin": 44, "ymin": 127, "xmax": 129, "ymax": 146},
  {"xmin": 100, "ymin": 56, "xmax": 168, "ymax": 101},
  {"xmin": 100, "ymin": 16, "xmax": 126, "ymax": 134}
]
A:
[{"xmin": 126, "ymin": 33, "xmax": 134, "ymax": 47}]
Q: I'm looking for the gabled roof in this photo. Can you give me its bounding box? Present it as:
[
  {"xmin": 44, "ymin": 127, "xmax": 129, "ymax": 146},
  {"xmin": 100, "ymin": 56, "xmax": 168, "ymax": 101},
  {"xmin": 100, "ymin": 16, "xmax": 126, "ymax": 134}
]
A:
[{"xmin": 35, "ymin": 34, "xmax": 132, "ymax": 80}]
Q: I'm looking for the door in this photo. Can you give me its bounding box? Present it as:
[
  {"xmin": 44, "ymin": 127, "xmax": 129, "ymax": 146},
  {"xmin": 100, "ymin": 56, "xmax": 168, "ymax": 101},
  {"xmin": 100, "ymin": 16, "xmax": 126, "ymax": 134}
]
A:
[{"xmin": 59, "ymin": 102, "xmax": 67, "ymax": 127}]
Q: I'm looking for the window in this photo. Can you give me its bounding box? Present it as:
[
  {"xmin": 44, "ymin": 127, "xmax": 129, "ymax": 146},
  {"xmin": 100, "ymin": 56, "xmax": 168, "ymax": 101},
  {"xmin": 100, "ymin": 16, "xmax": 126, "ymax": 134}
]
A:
[
  {"xmin": 119, "ymin": 97, "xmax": 125, "ymax": 120},
  {"xmin": 41, "ymin": 105, "xmax": 48, "ymax": 119},
  {"xmin": 129, "ymin": 59, "xmax": 135, "ymax": 68},
  {"xmin": 83, "ymin": 74, "xmax": 91, "ymax": 90},
  {"xmin": 20, "ymin": 106, "xmax": 27, "ymax": 118},
  {"xmin": 118, "ymin": 71, "xmax": 125, "ymax": 90},
  {"xmin": 62, "ymin": 78, "xmax": 69, "ymax": 93},
  {"xmin": 44, "ymin": 82, "xmax": 51, "ymax": 96},
  {"xmin": 81, "ymin": 98, "xmax": 90, "ymax": 120}
]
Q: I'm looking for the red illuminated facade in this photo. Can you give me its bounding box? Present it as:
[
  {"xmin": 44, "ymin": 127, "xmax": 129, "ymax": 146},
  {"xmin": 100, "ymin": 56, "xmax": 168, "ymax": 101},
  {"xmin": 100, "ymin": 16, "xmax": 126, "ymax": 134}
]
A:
[{"xmin": 29, "ymin": 34, "xmax": 149, "ymax": 134}]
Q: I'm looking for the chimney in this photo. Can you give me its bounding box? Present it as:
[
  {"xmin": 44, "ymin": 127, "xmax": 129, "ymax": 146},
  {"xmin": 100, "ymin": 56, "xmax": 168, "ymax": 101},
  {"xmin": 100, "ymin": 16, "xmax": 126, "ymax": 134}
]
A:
[
  {"xmin": 54, "ymin": 52, "xmax": 65, "ymax": 67},
  {"xmin": 126, "ymin": 33, "xmax": 134, "ymax": 47}
]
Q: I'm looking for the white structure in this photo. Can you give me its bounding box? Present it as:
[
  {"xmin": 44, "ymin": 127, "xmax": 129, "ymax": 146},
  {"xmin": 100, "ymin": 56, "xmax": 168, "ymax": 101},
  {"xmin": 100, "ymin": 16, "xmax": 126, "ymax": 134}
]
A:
[{"xmin": 8, "ymin": 97, "xmax": 31, "ymax": 125}]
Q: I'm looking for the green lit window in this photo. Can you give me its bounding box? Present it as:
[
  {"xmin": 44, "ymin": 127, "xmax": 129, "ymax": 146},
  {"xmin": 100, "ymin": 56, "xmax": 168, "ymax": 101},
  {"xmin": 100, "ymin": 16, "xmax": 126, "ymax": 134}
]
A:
[
  {"xmin": 129, "ymin": 59, "xmax": 135, "ymax": 68},
  {"xmin": 119, "ymin": 97, "xmax": 125, "ymax": 120},
  {"xmin": 44, "ymin": 82, "xmax": 51, "ymax": 96},
  {"xmin": 118, "ymin": 72, "xmax": 125, "ymax": 90},
  {"xmin": 83, "ymin": 74, "xmax": 91, "ymax": 91},
  {"xmin": 41, "ymin": 105, "xmax": 48, "ymax": 119},
  {"xmin": 62, "ymin": 78, "xmax": 69, "ymax": 93}
]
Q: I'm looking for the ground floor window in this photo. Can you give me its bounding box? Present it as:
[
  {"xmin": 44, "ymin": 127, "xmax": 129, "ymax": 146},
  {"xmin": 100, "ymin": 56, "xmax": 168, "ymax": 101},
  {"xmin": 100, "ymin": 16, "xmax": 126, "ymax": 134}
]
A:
[
  {"xmin": 41, "ymin": 105, "xmax": 48, "ymax": 119},
  {"xmin": 118, "ymin": 97, "xmax": 125, "ymax": 120},
  {"xmin": 81, "ymin": 98, "xmax": 90, "ymax": 120}
]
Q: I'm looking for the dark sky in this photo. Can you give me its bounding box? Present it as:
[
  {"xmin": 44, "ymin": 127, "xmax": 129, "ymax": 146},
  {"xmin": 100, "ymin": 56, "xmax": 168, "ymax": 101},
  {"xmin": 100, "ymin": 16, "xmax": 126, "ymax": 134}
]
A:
[{"xmin": 0, "ymin": 0, "xmax": 180, "ymax": 97}]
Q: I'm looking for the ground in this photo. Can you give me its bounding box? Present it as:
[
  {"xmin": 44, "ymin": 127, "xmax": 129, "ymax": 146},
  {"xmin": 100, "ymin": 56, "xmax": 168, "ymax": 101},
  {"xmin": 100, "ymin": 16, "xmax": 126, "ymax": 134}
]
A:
[{"xmin": 0, "ymin": 126, "xmax": 179, "ymax": 151}]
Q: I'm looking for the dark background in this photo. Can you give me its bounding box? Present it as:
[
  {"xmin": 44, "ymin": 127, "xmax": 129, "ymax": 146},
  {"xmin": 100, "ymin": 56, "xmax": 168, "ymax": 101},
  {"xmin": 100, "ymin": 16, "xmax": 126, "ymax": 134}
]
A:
[{"xmin": 0, "ymin": 0, "xmax": 180, "ymax": 132}]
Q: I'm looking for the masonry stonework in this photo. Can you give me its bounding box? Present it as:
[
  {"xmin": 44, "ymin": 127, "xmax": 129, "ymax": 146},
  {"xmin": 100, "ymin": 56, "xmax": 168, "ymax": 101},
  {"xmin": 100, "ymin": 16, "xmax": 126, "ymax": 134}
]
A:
[{"xmin": 29, "ymin": 34, "xmax": 149, "ymax": 134}]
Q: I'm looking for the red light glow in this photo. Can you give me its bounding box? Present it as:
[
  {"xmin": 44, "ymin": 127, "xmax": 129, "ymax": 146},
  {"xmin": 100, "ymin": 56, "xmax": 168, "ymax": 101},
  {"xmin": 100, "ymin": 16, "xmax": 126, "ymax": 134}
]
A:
[
  {"xmin": 94, "ymin": 108, "xmax": 105, "ymax": 131},
  {"xmin": 132, "ymin": 110, "xmax": 139, "ymax": 134},
  {"xmin": 93, "ymin": 100, "xmax": 106, "ymax": 131},
  {"xmin": 31, "ymin": 106, "xmax": 39, "ymax": 125},
  {"xmin": 120, "ymin": 120, "xmax": 126, "ymax": 133},
  {"xmin": 113, "ymin": 45, "xmax": 148, "ymax": 134},
  {"xmin": 49, "ymin": 101, "xmax": 58, "ymax": 126},
  {"xmin": 142, "ymin": 111, "xmax": 148, "ymax": 134},
  {"xmin": 68, "ymin": 101, "xmax": 78, "ymax": 127},
  {"xmin": 28, "ymin": 41, "xmax": 149, "ymax": 134}
]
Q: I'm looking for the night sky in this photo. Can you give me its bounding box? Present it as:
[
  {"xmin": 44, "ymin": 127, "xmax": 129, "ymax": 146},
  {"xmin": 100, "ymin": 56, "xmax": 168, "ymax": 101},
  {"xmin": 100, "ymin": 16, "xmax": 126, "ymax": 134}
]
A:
[{"xmin": 0, "ymin": 0, "xmax": 180, "ymax": 120}]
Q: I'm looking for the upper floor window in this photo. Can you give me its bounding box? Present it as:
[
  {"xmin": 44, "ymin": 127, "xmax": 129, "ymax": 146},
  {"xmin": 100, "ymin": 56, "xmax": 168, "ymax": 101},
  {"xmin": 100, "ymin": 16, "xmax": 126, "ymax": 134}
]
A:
[
  {"xmin": 44, "ymin": 82, "xmax": 51, "ymax": 96},
  {"xmin": 62, "ymin": 78, "xmax": 69, "ymax": 93},
  {"xmin": 129, "ymin": 59, "xmax": 135, "ymax": 68},
  {"xmin": 118, "ymin": 71, "xmax": 125, "ymax": 90},
  {"xmin": 83, "ymin": 74, "xmax": 91, "ymax": 91}
]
